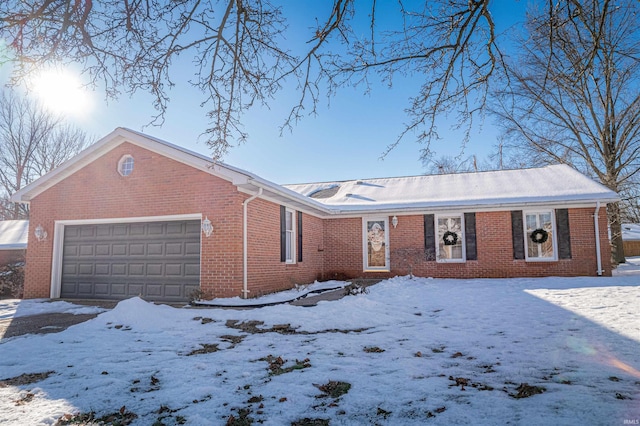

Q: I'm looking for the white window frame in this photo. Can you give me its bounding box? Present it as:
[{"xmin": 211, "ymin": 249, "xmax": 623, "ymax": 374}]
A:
[
  {"xmin": 285, "ymin": 208, "xmax": 296, "ymax": 264},
  {"xmin": 435, "ymin": 213, "xmax": 466, "ymax": 263},
  {"xmin": 362, "ymin": 217, "xmax": 390, "ymax": 272},
  {"xmin": 117, "ymin": 154, "xmax": 135, "ymax": 176},
  {"xmin": 523, "ymin": 209, "xmax": 558, "ymax": 262}
]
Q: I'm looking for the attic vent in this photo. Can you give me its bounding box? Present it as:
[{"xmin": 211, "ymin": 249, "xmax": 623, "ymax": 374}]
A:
[{"xmin": 309, "ymin": 185, "xmax": 340, "ymax": 199}]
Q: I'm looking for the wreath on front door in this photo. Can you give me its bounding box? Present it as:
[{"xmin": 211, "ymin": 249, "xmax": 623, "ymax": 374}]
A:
[
  {"xmin": 530, "ymin": 228, "xmax": 549, "ymax": 244},
  {"xmin": 443, "ymin": 231, "xmax": 458, "ymax": 246}
]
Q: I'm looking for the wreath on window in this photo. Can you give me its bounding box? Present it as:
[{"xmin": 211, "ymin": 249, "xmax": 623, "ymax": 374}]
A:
[
  {"xmin": 443, "ymin": 231, "xmax": 458, "ymax": 246},
  {"xmin": 530, "ymin": 228, "xmax": 549, "ymax": 244}
]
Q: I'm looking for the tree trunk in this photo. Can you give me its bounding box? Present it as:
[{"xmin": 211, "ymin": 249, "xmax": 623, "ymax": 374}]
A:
[{"xmin": 607, "ymin": 202, "xmax": 625, "ymax": 265}]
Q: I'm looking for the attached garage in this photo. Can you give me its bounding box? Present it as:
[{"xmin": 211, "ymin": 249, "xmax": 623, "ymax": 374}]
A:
[{"xmin": 59, "ymin": 219, "xmax": 201, "ymax": 302}]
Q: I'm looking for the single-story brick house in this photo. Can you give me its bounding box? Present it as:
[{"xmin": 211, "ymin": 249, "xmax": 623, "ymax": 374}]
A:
[
  {"xmin": 0, "ymin": 220, "xmax": 28, "ymax": 266},
  {"xmin": 11, "ymin": 128, "xmax": 618, "ymax": 302}
]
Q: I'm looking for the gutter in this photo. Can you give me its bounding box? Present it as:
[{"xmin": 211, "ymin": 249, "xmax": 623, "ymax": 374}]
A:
[
  {"xmin": 594, "ymin": 201, "xmax": 603, "ymax": 276},
  {"xmin": 242, "ymin": 188, "xmax": 263, "ymax": 298}
]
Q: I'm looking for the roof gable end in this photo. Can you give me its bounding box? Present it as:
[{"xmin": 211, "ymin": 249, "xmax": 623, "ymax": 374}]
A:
[{"xmin": 10, "ymin": 127, "xmax": 253, "ymax": 203}]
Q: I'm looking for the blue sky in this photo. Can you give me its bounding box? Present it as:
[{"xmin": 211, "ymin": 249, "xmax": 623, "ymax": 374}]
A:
[{"xmin": 1, "ymin": 1, "xmax": 526, "ymax": 185}]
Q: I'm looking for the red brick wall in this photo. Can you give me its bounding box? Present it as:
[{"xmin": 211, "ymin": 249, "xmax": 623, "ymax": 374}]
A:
[
  {"xmin": 322, "ymin": 208, "xmax": 612, "ymax": 279},
  {"xmin": 245, "ymin": 199, "xmax": 325, "ymax": 297},
  {"xmin": 24, "ymin": 142, "xmax": 249, "ymax": 299}
]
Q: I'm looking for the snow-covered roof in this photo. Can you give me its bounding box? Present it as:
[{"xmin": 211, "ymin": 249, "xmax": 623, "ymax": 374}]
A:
[
  {"xmin": 10, "ymin": 128, "xmax": 618, "ymax": 217},
  {"xmin": 622, "ymin": 224, "xmax": 640, "ymax": 241},
  {"xmin": 284, "ymin": 164, "xmax": 618, "ymax": 212},
  {"xmin": 0, "ymin": 220, "xmax": 28, "ymax": 250}
]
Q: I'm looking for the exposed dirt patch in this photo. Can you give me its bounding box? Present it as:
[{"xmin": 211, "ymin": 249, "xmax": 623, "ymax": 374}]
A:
[
  {"xmin": 225, "ymin": 319, "xmax": 368, "ymax": 335},
  {"xmin": 292, "ymin": 418, "xmax": 330, "ymax": 426},
  {"xmin": 0, "ymin": 371, "xmax": 55, "ymax": 387},
  {"xmin": 260, "ymin": 355, "xmax": 311, "ymax": 375},
  {"xmin": 55, "ymin": 406, "xmax": 137, "ymax": 425},
  {"xmin": 510, "ymin": 383, "xmax": 546, "ymax": 399},
  {"xmin": 0, "ymin": 313, "xmax": 100, "ymax": 339},
  {"xmin": 314, "ymin": 381, "xmax": 351, "ymax": 398},
  {"xmin": 186, "ymin": 343, "xmax": 220, "ymax": 356}
]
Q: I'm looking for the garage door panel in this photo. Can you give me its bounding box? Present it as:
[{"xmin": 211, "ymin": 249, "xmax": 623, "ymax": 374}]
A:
[
  {"xmin": 165, "ymin": 264, "xmax": 182, "ymax": 276},
  {"xmin": 78, "ymin": 264, "xmax": 93, "ymax": 275},
  {"xmin": 130, "ymin": 243, "xmax": 145, "ymax": 256},
  {"xmin": 147, "ymin": 243, "xmax": 163, "ymax": 255},
  {"xmin": 79, "ymin": 227, "xmax": 96, "ymax": 238},
  {"xmin": 185, "ymin": 264, "xmax": 200, "ymax": 276},
  {"xmin": 130, "ymin": 223, "xmax": 146, "ymax": 235},
  {"xmin": 185, "ymin": 242, "xmax": 200, "ymax": 255},
  {"xmin": 185, "ymin": 222, "xmax": 201, "ymax": 234},
  {"xmin": 61, "ymin": 220, "xmax": 200, "ymax": 302},
  {"xmin": 146, "ymin": 284, "xmax": 163, "ymax": 297},
  {"xmin": 96, "ymin": 244, "xmax": 110, "ymax": 256},
  {"xmin": 64, "ymin": 244, "xmax": 79, "ymax": 257},
  {"xmin": 163, "ymin": 284, "xmax": 182, "ymax": 297},
  {"xmin": 93, "ymin": 283, "xmax": 111, "ymax": 296},
  {"xmin": 147, "ymin": 264, "xmax": 163, "ymax": 276},
  {"xmin": 112, "ymin": 244, "xmax": 127, "ymax": 256},
  {"xmin": 95, "ymin": 264, "xmax": 110, "ymax": 275},
  {"xmin": 96, "ymin": 225, "xmax": 111, "ymax": 237},
  {"xmin": 167, "ymin": 222, "xmax": 183, "ymax": 234},
  {"xmin": 148, "ymin": 223, "xmax": 164, "ymax": 235},
  {"xmin": 113, "ymin": 225, "xmax": 128, "ymax": 236},
  {"xmin": 62, "ymin": 263, "xmax": 78, "ymax": 275},
  {"xmin": 128, "ymin": 263, "xmax": 145, "ymax": 276}
]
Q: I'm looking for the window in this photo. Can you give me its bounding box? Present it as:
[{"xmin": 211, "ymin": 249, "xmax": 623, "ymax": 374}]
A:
[
  {"xmin": 524, "ymin": 211, "xmax": 556, "ymax": 261},
  {"xmin": 285, "ymin": 209, "xmax": 295, "ymax": 263},
  {"xmin": 436, "ymin": 214, "xmax": 465, "ymax": 262},
  {"xmin": 280, "ymin": 207, "xmax": 303, "ymax": 264},
  {"xmin": 363, "ymin": 218, "xmax": 389, "ymax": 271},
  {"xmin": 118, "ymin": 155, "xmax": 134, "ymax": 176}
]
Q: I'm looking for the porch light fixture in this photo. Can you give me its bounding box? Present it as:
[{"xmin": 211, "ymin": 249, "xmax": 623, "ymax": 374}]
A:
[
  {"xmin": 201, "ymin": 216, "xmax": 213, "ymax": 237},
  {"xmin": 34, "ymin": 224, "xmax": 48, "ymax": 242},
  {"xmin": 391, "ymin": 216, "xmax": 398, "ymax": 228}
]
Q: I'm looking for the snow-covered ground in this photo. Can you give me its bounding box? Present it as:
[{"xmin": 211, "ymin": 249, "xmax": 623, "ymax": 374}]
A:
[{"xmin": 0, "ymin": 267, "xmax": 639, "ymax": 425}]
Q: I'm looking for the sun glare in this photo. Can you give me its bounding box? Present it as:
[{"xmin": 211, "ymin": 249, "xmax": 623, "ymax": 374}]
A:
[{"xmin": 29, "ymin": 68, "xmax": 93, "ymax": 117}]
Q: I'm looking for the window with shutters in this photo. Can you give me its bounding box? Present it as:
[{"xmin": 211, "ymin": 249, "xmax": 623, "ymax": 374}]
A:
[
  {"xmin": 523, "ymin": 210, "xmax": 557, "ymax": 261},
  {"xmin": 284, "ymin": 208, "xmax": 296, "ymax": 263},
  {"xmin": 436, "ymin": 214, "xmax": 465, "ymax": 262}
]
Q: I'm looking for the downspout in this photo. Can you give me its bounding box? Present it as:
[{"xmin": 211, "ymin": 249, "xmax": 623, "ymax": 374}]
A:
[
  {"xmin": 242, "ymin": 188, "xmax": 263, "ymax": 298},
  {"xmin": 594, "ymin": 201, "xmax": 603, "ymax": 276}
]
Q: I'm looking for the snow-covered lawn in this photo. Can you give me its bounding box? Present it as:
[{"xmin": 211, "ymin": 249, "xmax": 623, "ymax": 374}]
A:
[{"xmin": 1, "ymin": 271, "xmax": 639, "ymax": 425}]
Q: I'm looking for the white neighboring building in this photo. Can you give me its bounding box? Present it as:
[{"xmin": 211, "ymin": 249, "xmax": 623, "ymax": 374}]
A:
[{"xmin": 0, "ymin": 220, "xmax": 28, "ymax": 265}]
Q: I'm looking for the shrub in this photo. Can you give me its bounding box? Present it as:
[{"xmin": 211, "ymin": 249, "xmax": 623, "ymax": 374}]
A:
[{"xmin": 0, "ymin": 262, "xmax": 25, "ymax": 299}]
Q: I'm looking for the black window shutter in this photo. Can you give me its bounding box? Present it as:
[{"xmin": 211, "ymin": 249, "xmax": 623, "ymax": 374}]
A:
[
  {"xmin": 555, "ymin": 208, "xmax": 572, "ymax": 259},
  {"xmin": 297, "ymin": 211, "xmax": 303, "ymax": 262},
  {"xmin": 280, "ymin": 205, "xmax": 286, "ymax": 262},
  {"xmin": 511, "ymin": 210, "xmax": 525, "ymax": 260},
  {"xmin": 464, "ymin": 212, "xmax": 477, "ymax": 261},
  {"xmin": 424, "ymin": 214, "xmax": 436, "ymax": 261}
]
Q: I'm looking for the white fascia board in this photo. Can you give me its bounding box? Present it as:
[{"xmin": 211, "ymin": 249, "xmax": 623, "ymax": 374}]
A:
[
  {"xmin": 0, "ymin": 244, "xmax": 27, "ymax": 250},
  {"xmin": 327, "ymin": 198, "xmax": 618, "ymax": 218}
]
